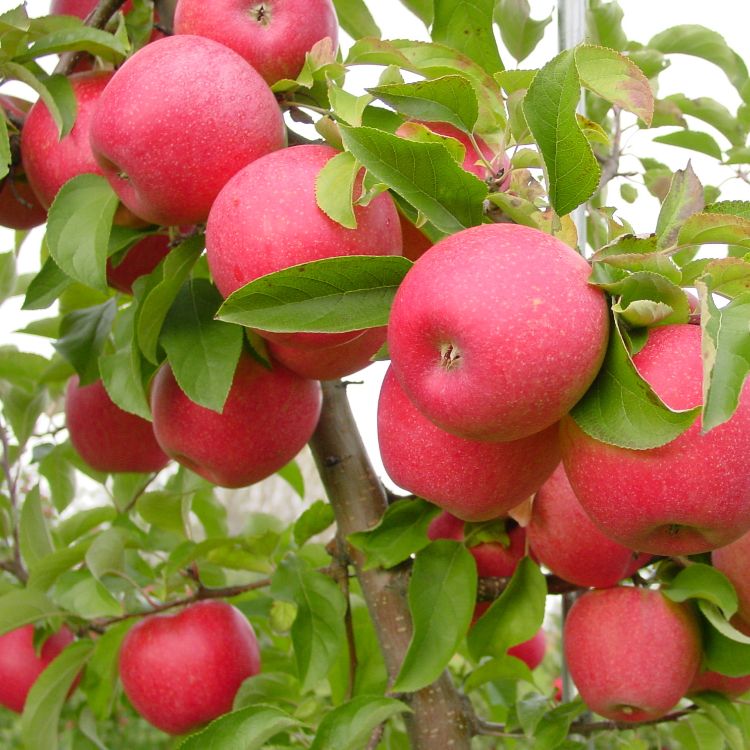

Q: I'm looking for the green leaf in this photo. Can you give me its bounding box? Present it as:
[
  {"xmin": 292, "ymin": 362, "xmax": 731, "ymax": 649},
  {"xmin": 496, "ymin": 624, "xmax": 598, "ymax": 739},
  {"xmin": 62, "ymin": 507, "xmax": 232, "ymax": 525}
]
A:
[
  {"xmin": 665, "ymin": 94, "xmax": 745, "ymax": 146},
  {"xmin": 85, "ymin": 527, "xmax": 128, "ymax": 581},
  {"xmin": 310, "ymin": 696, "xmax": 410, "ymax": 750},
  {"xmin": 398, "ymin": 0, "xmax": 433, "ymax": 25},
  {"xmin": 328, "ymin": 83, "xmax": 373, "ymax": 127},
  {"xmin": 136, "ymin": 491, "xmax": 189, "ymax": 536},
  {"xmin": 608, "ymin": 272, "xmax": 690, "ymax": 327},
  {"xmin": 38, "ymin": 444, "xmax": 76, "ymax": 512},
  {"xmin": 590, "ymin": 234, "xmax": 681, "ymax": 285},
  {"xmin": 277, "ymin": 460, "xmax": 305, "ymax": 499},
  {"xmin": 294, "ymin": 500, "xmax": 335, "ymax": 547},
  {"xmin": 570, "ymin": 317, "xmax": 700, "ymax": 449},
  {"xmin": 523, "ymin": 49, "xmax": 600, "ymax": 217},
  {"xmin": 271, "ymin": 556, "xmax": 347, "ymax": 691},
  {"xmin": 216, "ymin": 255, "xmax": 412, "ymax": 334},
  {"xmin": 393, "ymin": 541, "xmax": 476, "ymax": 692},
  {"xmin": 19, "ymin": 485, "xmax": 55, "ymax": 569},
  {"xmin": 348, "ymin": 498, "xmax": 441, "ymax": 570},
  {"xmin": 315, "ymin": 151, "xmax": 359, "ymax": 230},
  {"xmin": 99, "ymin": 341, "xmax": 151, "ymax": 420},
  {"xmin": 56, "ymin": 506, "xmax": 116, "ymax": 546},
  {"xmin": 495, "ymin": 0, "xmax": 551, "ymax": 64},
  {"xmin": 654, "ymin": 130, "xmax": 723, "ymax": 160},
  {"xmin": 18, "ymin": 25, "xmax": 127, "ymax": 63},
  {"xmin": 340, "ymin": 125, "xmax": 486, "ymax": 233},
  {"xmin": 586, "ymin": 0, "xmax": 626, "ymax": 51},
  {"xmin": 23, "ymin": 256, "xmax": 72, "ymax": 311},
  {"xmin": 0, "ymin": 589, "xmax": 65, "ymax": 636},
  {"xmin": 0, "ymin": 348, "xmax": 50, "ymax": 391},
  {"xmin": 233, "ymin": 672, "xmax": 301, "ymax": 710},
  {"xmin": 664, "ymin": 563, "xmax": 738, "ymax": 618},
  {"xmin": 704, "ymin": 618, "xmax": 750, "ymax": 677},
  {"xmin": 696, "ymin": 278, "xmax": 750, "ymax": 432},
  {"xmin": 367, "ymin": 75, "xmax": 479, "ymax": 133},
  {"xmin": 679, "ymin": 212, "xmax": 750, "ymax": 255},
  {"xmin": 21, "ymin": 640, "xmax": 93, "ymax": 750},
  {"xmin": 27, "ymin": 540, "xmax": 93, "ymax": 592},
  {"xmin": 46, "ymin": 175, "xmax": 119, "ymax": 292},
  {"xmin": 53, "ymin": 298, "xmax": 117, "ymax": 385},
  {"xmin": 691, "ymin": 692, "xmax": 746, "ymax": 750},
  {"xmin": 133, "ymin": 234, "xmax": 216, "ymax": 364},
  {"xmin": 160, "ymin": 279, "xmax": 243, "ymax": 413},
  {"xmin": 178, "ymin": 704, "xmax": 301, "ymax": 749},
  {"xmin": 575, "ymin": 44, "xmax": 654, "ymax": 126},
  {"xmin": 649, "ymin": 25, "xmax": 749, "ymax": 96},
  {"xmin": 0, "ymin": 252, "xmax": 14, "ymax": 307},
  {"xmin": 433, "ymin": 0, "xmax": 502, "ymax": 74},
  {"xmin": 467, "ymin": 557, "xmax": 546, "ymax": 660},
  {"xmin": 52, "ymin": 570, "xmax": 122, "ymax": 618},
  {"xmin": 464, "ymin": 654, "xmax": 535, "ymax": 691},
  {"xmin": 4, "ymin": 386, "xmax": 46, "ymax": 446},
  {"xmin": 331, "ymin": 0, "xmax": 380, "ymax": 39},
  {"xmin": 655, "ymin": 163, "xmax": 705, "ymax": 250}
]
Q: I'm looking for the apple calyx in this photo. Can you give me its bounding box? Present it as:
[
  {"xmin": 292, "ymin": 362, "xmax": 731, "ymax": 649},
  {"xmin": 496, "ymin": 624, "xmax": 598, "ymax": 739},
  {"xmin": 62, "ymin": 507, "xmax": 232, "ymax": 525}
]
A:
[
  {"xmin": 440, "ymin": 342, "xmax": 462, "ymax": 370},
  {"xmin": 250, "ymin": 3, "xmax": 271, "ymax": 25}
]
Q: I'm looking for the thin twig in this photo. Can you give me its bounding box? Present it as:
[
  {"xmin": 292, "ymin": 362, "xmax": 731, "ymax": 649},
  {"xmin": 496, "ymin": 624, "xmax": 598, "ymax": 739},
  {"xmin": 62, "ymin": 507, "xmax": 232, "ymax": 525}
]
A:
[
  {"xmin": 0, "ymin": 418, "xmax": 27, "ymax": 584},
  {"xmin": 333, "ymin": 534, "xmax": 358, "ymax": 700},
  {"xmin": 598, "ymin": 105, "xmax": 623, "ymax": 189},
  {"xmin": 366, "ymin": 722, "xmax": 386, "ymax": 750}
]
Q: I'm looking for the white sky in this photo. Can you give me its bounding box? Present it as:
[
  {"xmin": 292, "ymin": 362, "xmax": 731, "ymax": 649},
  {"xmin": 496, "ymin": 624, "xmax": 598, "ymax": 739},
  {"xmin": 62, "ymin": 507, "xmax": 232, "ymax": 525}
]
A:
[{"xmin": 1, "ymin": 0, "xmax": 749, "ymax": 481}]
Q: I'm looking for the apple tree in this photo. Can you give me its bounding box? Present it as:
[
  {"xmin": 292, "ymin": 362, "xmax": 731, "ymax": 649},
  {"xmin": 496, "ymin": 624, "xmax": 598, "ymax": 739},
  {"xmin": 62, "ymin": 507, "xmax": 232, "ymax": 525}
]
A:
[{"xmin": 0, "ymin": 0, "xmax": 750, "ymax": 747}]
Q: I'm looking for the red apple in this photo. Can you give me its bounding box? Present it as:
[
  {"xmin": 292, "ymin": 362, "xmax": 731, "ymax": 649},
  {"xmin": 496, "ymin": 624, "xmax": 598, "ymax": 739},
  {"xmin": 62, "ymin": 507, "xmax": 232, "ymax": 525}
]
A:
[
  {"xmin": 50, "ymin": 0, "xmax": 135, "ymax": 15},
  {"xmin": 562, "ymin": 324, "xmax": 750, "ymax": 555},
  {"xmin": 712, "ymin": 530, "xmax": 750, "ymax": 629},
  {"xmin": 564, "ymin": 587, "xmax": 701, "ymax": 722},
  {"xmin": 398, "ymin": 212, "xmax": 433, "ymax": 262},
  {"xmin": 119, "ymin": 600, "xmax": 260, "ymax": 735},
  {"xmin": 90, "ymin": 35, "xmax": 285, "ymax": 226},
  {"xmin": 174, "ymin": 0, "xmax": 339, "ymax": 85},
  {"xmin": 378, "ymin": 367, "xmax": 560, "ymax": 521},
  {"xmin": 527, "ymin": 464, "xmax": 651, "ymax": 588},
  {"xmin": 688, "ymin": 669, "xmax": 750, "ymax": 697},
  {"xmin": 206, "ymin": 143, "xmax": 402, "ymax": 349},
  {"xmin": 65, "ymin": 375, "xmax": 170, "ymax": 474},
  {"xmin": 150, "ymin": 351, "xmax": 321, "ymax": 488},
  {"xmin": 266, "ymin": 326, "xmax": 386, "ymax": 380},
  {"xmin": 0, "ymin": 625, "xmax": 75, "ymax": 713},
  {"xmin": 106, "ymin": 234, "xmax": 172, "ymax": 294},
  {"xmin": 508, "ymin": 629, "xmax": 546, "ymax": 670},
  {"xmin": 388, "ymin": 223, "xmax": 609, "ymax": 441}
]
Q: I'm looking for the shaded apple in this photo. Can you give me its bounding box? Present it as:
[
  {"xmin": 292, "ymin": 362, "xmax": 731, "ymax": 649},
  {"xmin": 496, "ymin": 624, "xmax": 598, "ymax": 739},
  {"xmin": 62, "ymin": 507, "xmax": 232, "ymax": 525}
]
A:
[
  {"xmin": 266, "ymin": 326, "xmax": 386, "ymax": 380},
  {"xmin": 388, "ymin": 223, "xmax": 609, "ymax": 441},
  {"xmin": 106, "ymin": 234, "xmax": 171, "ymax": 295},
  {"xmin": 119, "ymin": 600, "xmax": 260, "ymax": 735},
  {"xmin": 0, "ymin": 625, "xmax": 75, "ymax": 713},
  {"xmin": 90, "ymin": 35, "xmax": 285, "ymax": 226},
  {"xmin": 378, "ymin": 367, "xmax": 560, "ymax": 521},
  {"xmin": 50, "ymin": 0, "xmax": 135, "ymax": 15},
  {"xmin": 564, "ymin": 587, "xmax": 701, "ymax": 722},
  {"xmin": 150, "ymin": 350, "xmax": 321, "ymax": 488},
  {"xmin": 508, "ymin": 629, "xmax": 546, "ymax": 670},
  {"xmin": 527, "ymin": 463, "xmax": 651, "ymax": 588},
  {"xmin": 398, "ymin": 212, "xmax": 433, "ymax": 263},
  {"xmin": 174, "ymin": 0, "xmax": 338, "ymax": 84},
  {"xmin": 65, "ymin": 375, "xmax": 170, "ymax": 474},
  {"xmin": 712, "ymin": 530, "xmax": 750, "ymax": 629},
  {"xmin": 206, "ymin": 143, "xmax": 401, "ymax": 349},
  {"xmin": 562, "ymin": 324, "xmax": 750, "ymax": 555},
  {"xmin": 688, "ymin": 669, "xmax": 750, "ymax": 697}
]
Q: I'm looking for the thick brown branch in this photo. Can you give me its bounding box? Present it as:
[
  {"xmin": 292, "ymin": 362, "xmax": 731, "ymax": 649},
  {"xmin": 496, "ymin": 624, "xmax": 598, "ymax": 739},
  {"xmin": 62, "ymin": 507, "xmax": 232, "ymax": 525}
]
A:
[{"xmin": 309, "ymin": 381, "xmax": 473, "ymax": 750}]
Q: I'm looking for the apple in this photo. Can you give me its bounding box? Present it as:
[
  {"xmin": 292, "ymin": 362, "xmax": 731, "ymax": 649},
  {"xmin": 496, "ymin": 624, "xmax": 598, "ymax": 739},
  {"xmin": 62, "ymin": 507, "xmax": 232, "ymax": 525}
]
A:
[
  {"xmin": 50, "ymin": 0, "xmax": 135, "ymax": 15},
  {"xmin": 508, "ymin": 629, "xmax": 546, "ymax": 670},
  {"xmin": 427, "ymin": 511, "xmax": 526, "ymax": 578},
  {"xmin": 173, "ymin": 0, "xmax": 339, "ymax": 85},
  {"xmin": 0, "ymin": 625, "xmax": 75, "ymax": 713},
  {"xmin": 398, "ymin": 212, "xmax": 433, "ymax": 263},
  {"xmin": 206, "ymin": 143, "xmax": 402, "ymax": 349},
  {"xmin": 378, "ymin": 367, "xmax": 559, "ymax": 521},
  {"xmin": 388, "ymin": 223, "xmax": 609, "ymax": 442},
  {"xmin": 527, "ymin": 464, "xmax": 652, "ymax": 588},
  {"xmin": 688, "ymin": 669, "xmax": 750, "ymax": 697},
  {"xmin": 150, "ymin": 350, "xmax": 322, "ymax": 488},
  {"xmin": 65, "ymin": 375, "xmax": 170, "ymax": 474},
  {"xmin": 562, "ymin": 324, "xmax": 750, "ymax": 555},
  {"xmin": 266, "ymin": 326, "xmax": 387, "ymax": 380},
  {"xmin": 119, "ymin": 600, "xmax": 260, "ymax": 735},
  {"xmin": 712, "ymin": 530, "xmax": 750, "ymax": 629},
  {"xmin": 564, "ymin": 587, "xmax": 701, "ymax": 722},
  {"xmin": 106, "ymin": 234, "xmax": 172, "ymax": 295},
  {"xmin": 89, "ymin": 35, "xmax": 285, "ymax": 226}
]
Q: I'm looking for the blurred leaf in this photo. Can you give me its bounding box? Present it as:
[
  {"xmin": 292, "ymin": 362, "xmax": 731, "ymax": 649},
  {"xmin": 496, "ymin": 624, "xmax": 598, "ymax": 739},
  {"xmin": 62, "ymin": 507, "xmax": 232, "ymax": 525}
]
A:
[
  {"xmin": 586, "ymin": 0, "xmax": 626, "ymax": 50},
  {"xmin": 0, "ymin": 348, "xmax": 50, "ymax": 391},
  {"xmin": 278, "ymin": 460, "xmax": 305, "ymax": 499},
  {"xmin": 664, "ymin": 563, "xmax": 738, "ymax": 617},
  {"xmin": 655, "ymin": 163, "xmax": 704, "ymax": 249},
  {"xmin": 331, "ymin": 0, "xmax": 380, "ymax": 39},
  {"xmin": 39, "ymin": 445, "xmax": 76, "ymax": 512},
  {"xmin": 17, "ymin": 25, "xmax": 127, "ymax": 63},
  {"xmin": 679, "ymin": 212, "xmax": 750, "ymax": 254},
  {"xmin": 52, "ymin": 570, "xmax": 122, "ymax": 618},
  {"xmin": 0, "ymin": 589, "xmax": 64, "ymax": 637},
  {"xmin": 495, "ymin": 0, "xmax": 552, "ymax": 63},
  {"xmin": 294, "ymin": 500, "xmax": 335, "ymax": 547},
  {"xmin": 0, "ymin": 251, "xmax": 16, "ymax": 303},
  {"xmin": 4, "ymin": 385, "xmax": 46, "ymax": 446},
  {"xmin": 19, "ymin": 485, "xmax": 54, "ymax": 569},
  {"xmin": 217, "ymin": 255, "xmax": 412, "ymax": 333},
  {"xmin": 23, "ymin": 256, "xmax": 72, "ymax": 311},
  {"xmin": 27, "ymin": 540, "xmax": 93, "ymax": 592},
  {"xmin": 394, "ymin": 541, "xmax": 476, "ymax": 692},
  {"xmin": 349, "ymin": 498, "xmax": 441, "ymax": 569},
  {"xmin": 315, "ymin": 150, "xmax": 359, "ymax": 229},
  {"xmin": 85, "ymin": 527, "xmax": 128, "ymax": 581},
  {"xmin": 654, "ymin": 130, "xmax": 723, "ymax": 159},
  {"xmin": 136, "ymin": 491, "xmax": 189, "ymax": 536},
  {"xmin": 665, "ymin": 94, "xmax": 745, "ymax": 146},
  {"xmin": 398, "ymin": 0, "xmax": 432, "ymax": 25},
  {"xmin": 607, "ymin": 271, "xmax": 690, "ymax": 327},
  {"xmin": 160, "ymin": 279, "xmax": 243, "ymax": 413},
  {"xmin": 692, "ymin": 692, "xmax": 746, "ymax": 750},
  {"xmin": 55, "ymin": 506, "xmax": 116, "ymax": 546},
  {"xmin": 464, "ymin": 654, "xmax": 535, "ymax": 691},
  {"xmin": 524, "ymin": 49, "xmax": 600, "ymax": 216}
]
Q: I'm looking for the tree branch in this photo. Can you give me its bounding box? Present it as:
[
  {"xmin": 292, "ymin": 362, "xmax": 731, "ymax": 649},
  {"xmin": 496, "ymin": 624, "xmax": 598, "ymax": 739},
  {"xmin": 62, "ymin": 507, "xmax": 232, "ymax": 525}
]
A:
[
  {"xmin": 598, "ymin": 106, "xmax": 623, "ymax": 190},
  {"xmin": 309, "ymin": 381, "xmax": 474, "ymax": 749},
  {"xmin": 0, "ymin": 419, "xmax": 27, "ymax": 584}
]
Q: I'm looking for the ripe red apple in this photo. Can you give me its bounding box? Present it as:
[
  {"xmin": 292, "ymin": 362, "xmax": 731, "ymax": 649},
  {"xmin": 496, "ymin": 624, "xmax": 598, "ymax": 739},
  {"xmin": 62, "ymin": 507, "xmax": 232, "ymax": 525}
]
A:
[
  {"xmin": 50, "ymin": 0, "xmax": 134, "ymax": 15},
  {"xmin": 90, "ymin": 35, "xmax": 285, "ymax": 226},
  {"xmin": 0, "ymin": 625, "xmax": 75, "ymax": 713},
  {"xmin": 388, "ymin": 223, "xmax": 609, "ymax": 442},
  {"xmin": 119, "ymin": 600, "xmax": 261, "ymax": 735},
  {"xmin": 688, "ymin": 669, "xmax": 750, "ymax": 697},
  {"xmin": 66, "ymin": 376, "xmax": 170, "ymax": 474},
  {"xmin": 508, "ymin": 629, "xmax": 546, "ymax": 670},
  {"xmin": 206, "ymin": 143, "xmax": 402, "ymax": 349},
  {"xmin": 266, "ymin": 326, "xmax": 386, "ymax": 380},
  {"xmin": 527, "ymin": 464, "xmax": 651, "ymax": 588},
  {"xmin": 106, "ymin": 234, "xmax": 171, "ymax": 295},
  {"xmin": 562, "ymin": 324, "xmax": 750, "ymax": 555},
  {"xmin": 173, "ymin": 0, "xmax": 339, "ymax": 85},
  {"xmin": 150, "ymin": 351, "xmax": 321, "ymax": 488},
  {"xmin": 712, "ymin": 530, "xmax": 750, "ymax": 629},
  {"xmin": 427, "ymin": 511, "xmax": 526, "ymax": 578},
  {"xmin": 398, "ymin": 213, "xmax": 433, "ymax": 263},
  {"xmin": 378, "ymin": 367, "xmax": 560, "ymax": 521},
  {"xmin": 564, "ymin": 587, "xmax": 701, "ymax": 722}
]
